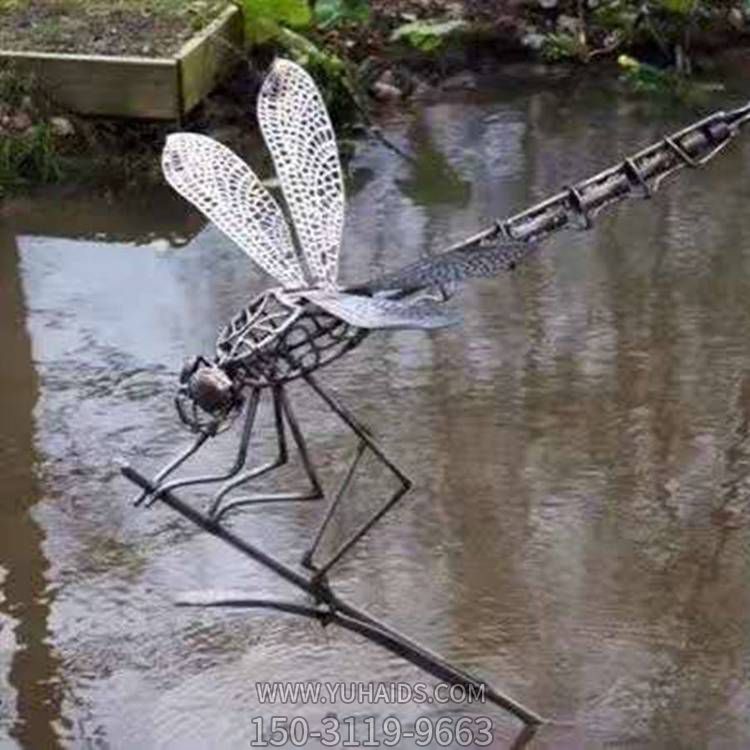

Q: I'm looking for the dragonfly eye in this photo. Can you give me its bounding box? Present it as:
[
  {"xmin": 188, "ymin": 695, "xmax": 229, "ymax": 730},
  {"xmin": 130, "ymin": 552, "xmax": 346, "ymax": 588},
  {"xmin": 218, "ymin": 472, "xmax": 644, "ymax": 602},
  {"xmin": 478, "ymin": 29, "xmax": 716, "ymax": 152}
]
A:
[{"xmin": 186, "ymin": 364, "xmax": 236, "ymax": 415}]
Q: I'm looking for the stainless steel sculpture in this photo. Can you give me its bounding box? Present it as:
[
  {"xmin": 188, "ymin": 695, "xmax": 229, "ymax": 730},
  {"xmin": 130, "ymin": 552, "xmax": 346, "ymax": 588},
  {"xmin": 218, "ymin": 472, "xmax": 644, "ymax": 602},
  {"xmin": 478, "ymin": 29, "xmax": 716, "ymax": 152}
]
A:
[
  {"xmin": 122, "ymin": 58, "xmax": 750, "ymax": 740},
  {"xmin": 136, "ymin": 60, "xmax": 468, "ymax": 580}
]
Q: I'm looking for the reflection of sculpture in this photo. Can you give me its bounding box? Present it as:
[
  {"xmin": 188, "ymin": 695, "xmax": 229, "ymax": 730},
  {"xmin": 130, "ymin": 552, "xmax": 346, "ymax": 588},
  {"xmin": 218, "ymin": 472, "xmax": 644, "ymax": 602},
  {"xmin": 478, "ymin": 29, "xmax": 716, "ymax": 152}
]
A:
[{"xmin": 122, "ymin": 59, "xmax": 749, "ymax": 739}]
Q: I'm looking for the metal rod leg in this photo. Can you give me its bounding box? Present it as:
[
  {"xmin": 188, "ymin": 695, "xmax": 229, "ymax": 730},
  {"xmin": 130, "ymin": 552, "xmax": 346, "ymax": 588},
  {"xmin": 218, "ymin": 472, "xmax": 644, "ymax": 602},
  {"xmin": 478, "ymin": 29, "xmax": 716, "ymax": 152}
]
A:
[
  {"xmin": 278, "ymin": 387, "xmax": 324, "ymax": 499},
  {"xmin": 208, "ymin": 387, "xmax": 325, "ymax": 522},
  {"xmin": 131, "ymin": 430, "xmax": 210, "ymax": 507},
  {"xmin": 302, "ymin": 440, "xmax": 366, "ymax": 570},
  {"xmin": 316, "ymin": 483, "xmax": 410, "ymax": 579},
  {"xmin": 303, "ymin": 373, "xmax": 412, "ymax": 578},
  {"xmin": 144, "ymin": 388, "xmax": 262, "ymax": 507},
  {"xmin": 208, "ymin": 386, "xmax": 289, "ymax": 517}
]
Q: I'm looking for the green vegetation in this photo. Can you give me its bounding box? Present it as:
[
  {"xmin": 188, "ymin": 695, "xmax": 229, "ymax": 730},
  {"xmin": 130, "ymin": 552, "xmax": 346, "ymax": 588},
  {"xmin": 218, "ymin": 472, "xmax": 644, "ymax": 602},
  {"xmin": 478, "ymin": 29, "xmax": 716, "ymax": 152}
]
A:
[
  {"xmin": 0, "ymin": 123, "xmax": 62, "ymax": 195},
  {"xmin": 240, "ymin": 0, "xmax": 312, "ymax": 43},
  {"xmin": 541, "ymin": 1, "xmax": 743, "ymax": 64},
  {"xmin": 234, "ymin": 0, "xmax": 362, "ymax": 119},
  {"xmin": 0, "ymin": 69, "xmax": 65, "ymax": 196},
  {"xmin": 535, "ymin": 0, "xmax": 745, "ymax": 96},
  {"xmin": 390, "ymin": 18, "xmax": 468, "ymax": 52},
  {"xmin": 314, "ymin": 0, "xmax": 371, "ymax": 29}
]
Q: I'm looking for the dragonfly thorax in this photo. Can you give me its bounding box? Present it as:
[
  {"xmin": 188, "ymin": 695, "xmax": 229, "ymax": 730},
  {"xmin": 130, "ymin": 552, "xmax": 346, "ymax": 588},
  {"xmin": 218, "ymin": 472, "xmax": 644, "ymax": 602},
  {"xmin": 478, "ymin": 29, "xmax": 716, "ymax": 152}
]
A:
[{"xmin": 215, "ymin": 289, "xmax": 367, "ymax": 389}]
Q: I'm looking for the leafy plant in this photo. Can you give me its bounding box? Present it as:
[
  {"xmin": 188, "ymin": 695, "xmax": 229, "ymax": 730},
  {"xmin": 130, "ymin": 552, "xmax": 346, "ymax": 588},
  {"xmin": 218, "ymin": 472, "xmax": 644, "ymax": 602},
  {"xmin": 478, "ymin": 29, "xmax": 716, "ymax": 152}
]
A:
[
  {"xmin": 592, "ymin": 0, "xmax": 640, "ymax": 40},
  {"xmin": 233, "ymin": 0, "xmax": 363, "ymax": 122},
  {"xmin": 238, "ymin": 0, "xmax": 312, "ymax": 43},
  {"xmin": 659, "ymin": 0, "xmax": 698, "ymax": 14},
  {"xmin": 274, "ymin": 27, "xmax": 357, "ymax": 121},
  {"xmin": 541, "ymin": 31, "xmax": 589, "ymax": 62},
  {"xmin": 617, "ymin": 52, "xmax": 723, "ymax": 101},
  {"xmin": 0, "ymin": 124, "xmax": 64, "ymax": 195},
  {"xmin": 276, "ymin": 26, "xmax": 344, "ymax": 77},
  {"xmin": 390, "ymin": 19, "xmax": 467, "ymax": 53},
  {"xmin": 314, "ymin": 0, "xmax": 370, "ymax": 29}
]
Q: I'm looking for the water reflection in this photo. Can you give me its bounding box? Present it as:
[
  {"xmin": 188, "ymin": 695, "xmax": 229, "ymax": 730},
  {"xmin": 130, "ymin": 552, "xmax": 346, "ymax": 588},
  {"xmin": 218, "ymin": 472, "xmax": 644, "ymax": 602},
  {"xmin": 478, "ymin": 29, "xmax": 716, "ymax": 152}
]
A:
[
  {"xmin": 1, "ymin": 64, "xmax": 750, "ymax": 748},
  {"xmin": 0, "ymin": 226, "xmax": 62, "ymax": 750}
]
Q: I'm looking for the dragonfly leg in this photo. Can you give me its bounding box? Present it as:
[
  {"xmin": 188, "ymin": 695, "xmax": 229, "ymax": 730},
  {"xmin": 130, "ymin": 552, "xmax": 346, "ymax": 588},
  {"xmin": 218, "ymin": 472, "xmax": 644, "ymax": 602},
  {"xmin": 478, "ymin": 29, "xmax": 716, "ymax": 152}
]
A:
[
  {"xmin": 131, "ymin": 430, "xmax": 210, "ymax": 507},
  {"xmin": 301, "ymin": 373, "xmax": 412, "ymax": 579},
  {"xmin": 142, "ymin": 388, "xmax": 262, "ymax": 508},
  {"xmin": 208, "ymin": 386, "xmax": 324, "ymax": 521}
]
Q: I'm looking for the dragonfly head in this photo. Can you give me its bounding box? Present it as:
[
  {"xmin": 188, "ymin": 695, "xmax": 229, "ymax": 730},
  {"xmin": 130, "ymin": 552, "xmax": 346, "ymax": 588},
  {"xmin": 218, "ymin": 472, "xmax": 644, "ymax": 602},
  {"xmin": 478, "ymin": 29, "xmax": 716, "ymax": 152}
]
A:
[{"xmin": 175, "ymin": 356, "xmax": 243, "ymax": 433}]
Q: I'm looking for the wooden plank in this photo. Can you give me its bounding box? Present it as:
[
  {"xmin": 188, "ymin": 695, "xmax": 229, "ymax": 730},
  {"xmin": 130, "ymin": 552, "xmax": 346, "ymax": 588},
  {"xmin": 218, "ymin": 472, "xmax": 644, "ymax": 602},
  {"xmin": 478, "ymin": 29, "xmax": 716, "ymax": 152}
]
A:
[
  {"xmin": 177, "ymin": 5, "xmax": 244, "ymax": 116},
  {"xmin": 0, "ymin": 51, "xmax": 179, "ymax": 119}
]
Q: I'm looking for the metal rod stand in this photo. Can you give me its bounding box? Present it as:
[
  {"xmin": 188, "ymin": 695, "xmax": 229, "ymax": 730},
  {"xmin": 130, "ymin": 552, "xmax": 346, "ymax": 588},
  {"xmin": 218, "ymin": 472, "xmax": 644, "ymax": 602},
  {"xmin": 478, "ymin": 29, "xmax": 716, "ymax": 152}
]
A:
[
  {"xmin": 120, "ymin": 464, "xmax": 544, "ymax": 733},
  {"xmin": 301, "ymin": 373, "xmax": 413, "ymax": 579}
]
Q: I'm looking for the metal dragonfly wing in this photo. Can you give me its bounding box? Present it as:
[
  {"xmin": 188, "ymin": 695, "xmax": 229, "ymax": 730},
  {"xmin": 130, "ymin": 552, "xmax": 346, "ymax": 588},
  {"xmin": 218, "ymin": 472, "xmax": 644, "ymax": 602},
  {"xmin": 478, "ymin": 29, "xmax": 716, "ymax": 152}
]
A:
[
  {"xmin": 257, "ymin": 58, "xmax": 344, "ymax": 289},
  {"xmin": 346, "ymin": 236, "xmax": 537, "ymax": 297},
  {"xmin": 161, "ymin": 59, "xmax": 456, "ymax": 331},
  {"xmin": 162, "ymin": 132, "xmax": 307, "ymax": 289}
]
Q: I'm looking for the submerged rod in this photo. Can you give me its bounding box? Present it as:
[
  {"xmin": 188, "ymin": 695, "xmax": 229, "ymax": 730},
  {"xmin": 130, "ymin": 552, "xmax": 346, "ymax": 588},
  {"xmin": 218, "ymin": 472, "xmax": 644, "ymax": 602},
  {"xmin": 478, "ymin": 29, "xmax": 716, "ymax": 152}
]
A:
[{"xmin": 121, "ymin": 464, "xmax": 543, "ymax": 727}]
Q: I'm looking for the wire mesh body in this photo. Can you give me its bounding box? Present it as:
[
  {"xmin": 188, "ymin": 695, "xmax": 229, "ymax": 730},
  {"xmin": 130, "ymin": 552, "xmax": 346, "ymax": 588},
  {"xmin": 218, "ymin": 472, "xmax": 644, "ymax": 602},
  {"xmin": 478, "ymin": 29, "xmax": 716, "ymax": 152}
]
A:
[{"xmin": 216, "ymin": 289, "xmax": 367, "ymax": 388}]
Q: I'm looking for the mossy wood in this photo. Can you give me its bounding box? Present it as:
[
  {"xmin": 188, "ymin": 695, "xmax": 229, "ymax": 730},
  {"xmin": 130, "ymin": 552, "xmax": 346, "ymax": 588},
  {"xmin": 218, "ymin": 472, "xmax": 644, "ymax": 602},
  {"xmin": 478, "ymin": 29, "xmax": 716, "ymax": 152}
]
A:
[{"xmin": 0, "ymin": 5, "xmax": 243, "ymax": 120}]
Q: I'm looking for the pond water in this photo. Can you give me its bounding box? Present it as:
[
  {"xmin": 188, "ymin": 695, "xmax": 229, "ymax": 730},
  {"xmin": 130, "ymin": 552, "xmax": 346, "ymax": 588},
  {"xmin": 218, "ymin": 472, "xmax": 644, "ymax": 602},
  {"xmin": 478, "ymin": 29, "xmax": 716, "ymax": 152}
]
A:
[{"xmin": 1, "ymin": 64, "xmax": 750, "ymax": 749}]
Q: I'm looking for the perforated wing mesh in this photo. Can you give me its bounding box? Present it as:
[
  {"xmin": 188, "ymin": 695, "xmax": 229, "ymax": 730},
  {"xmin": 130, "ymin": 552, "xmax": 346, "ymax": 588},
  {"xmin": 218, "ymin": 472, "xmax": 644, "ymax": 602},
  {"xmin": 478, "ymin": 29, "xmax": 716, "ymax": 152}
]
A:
[
  {"xmin": 349, "ymin": 239, "xmax": 536, "ymax": 295},
  {"xmin": 162, "ymin": 133, "xmax": 306, "ymax": 288},
  {"xmin": 258, "ymin": 59, "xmax": 345, "ymax": 288},
  {"xmin": 305, "ymin": 291, "xmax": 461, "ymax": 330}
]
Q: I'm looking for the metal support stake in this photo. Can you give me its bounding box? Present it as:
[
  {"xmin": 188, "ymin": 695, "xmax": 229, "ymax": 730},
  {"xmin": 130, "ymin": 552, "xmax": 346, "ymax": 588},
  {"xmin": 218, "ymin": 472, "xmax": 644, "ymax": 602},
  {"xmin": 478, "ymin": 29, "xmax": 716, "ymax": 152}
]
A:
[{"xmin": 120, "ymin": 464, "xmax": 545, "ymax": 731}]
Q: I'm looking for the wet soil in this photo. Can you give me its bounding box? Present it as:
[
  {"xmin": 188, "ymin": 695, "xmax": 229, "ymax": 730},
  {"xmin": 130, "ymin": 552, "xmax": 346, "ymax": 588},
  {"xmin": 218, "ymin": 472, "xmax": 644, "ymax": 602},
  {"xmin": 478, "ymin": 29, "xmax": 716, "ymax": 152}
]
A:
[{"xmin": 0, "ymin": 0, "xmax": 226, "ymax": 57}]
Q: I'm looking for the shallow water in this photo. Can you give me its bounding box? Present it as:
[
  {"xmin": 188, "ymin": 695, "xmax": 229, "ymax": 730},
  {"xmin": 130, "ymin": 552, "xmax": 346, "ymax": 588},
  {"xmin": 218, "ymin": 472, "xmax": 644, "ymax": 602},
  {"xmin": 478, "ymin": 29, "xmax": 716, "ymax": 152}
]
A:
[{"xmin": 2, "ymin": 65, "xmax": 750, "ymax": 749}]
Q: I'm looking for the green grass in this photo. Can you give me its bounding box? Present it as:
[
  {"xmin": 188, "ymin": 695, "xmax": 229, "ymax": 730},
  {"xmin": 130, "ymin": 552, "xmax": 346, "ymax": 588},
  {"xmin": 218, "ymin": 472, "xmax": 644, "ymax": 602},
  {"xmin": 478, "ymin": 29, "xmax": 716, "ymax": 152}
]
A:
[{"xmin": 0, "ymin": 124, "xmax": 64, "ymax": 196}]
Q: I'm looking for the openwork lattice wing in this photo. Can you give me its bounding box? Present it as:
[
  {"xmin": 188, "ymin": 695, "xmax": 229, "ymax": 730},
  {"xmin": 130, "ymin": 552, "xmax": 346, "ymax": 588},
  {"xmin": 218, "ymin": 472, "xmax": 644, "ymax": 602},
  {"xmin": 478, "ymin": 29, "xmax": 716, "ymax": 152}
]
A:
[
  {"xmin": 258, "ymin": 59, "xmax": 345, "ymax": 289},
  {"xmin": 305, "ymin": 291, "xmax": 461, "ymax": 330},
  {"xmin": 348, "ymin": 239, "xmax": 536, "ymax": 295},
  {"xmin": 162, "ymin": 133, "xmax": 306, "ymax": 288}
]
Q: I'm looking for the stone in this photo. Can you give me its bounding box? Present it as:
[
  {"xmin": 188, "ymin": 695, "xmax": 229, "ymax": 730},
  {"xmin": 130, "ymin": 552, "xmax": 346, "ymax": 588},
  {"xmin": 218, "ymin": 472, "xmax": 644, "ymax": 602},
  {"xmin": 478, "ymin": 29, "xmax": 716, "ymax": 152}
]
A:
[
  {"xmin": 521, "ymin": 32, "xmax": 546, "ymax": 51},
  {"xmin": 49, "ymin": 116, "xmax": 75, "ymax": 137},
  {"xmin": 441, "ymin": 71, "xmax": 478, "ymax": 91},
  {"xmin": 10, "ymin": 111, "xmax": 32, "ymax": 132},
  {"xmin": 411, "ymin": 80, "xmax": 433, "ymax": 99},
  {"xmin": 371, "ymin": 69, "xmax": 404, "ymax": 100},
  {"xmin": 557, "ymin": 14, "xmax": 582, "ymax": 36},
  {"xmin": 371, "ymin": 81, "xmax": 403, "ymax": 101},
  {"xmin": 375, "ymin": 69, "xmax": 397, "ymax": 87},
  {"xmin": 728, "ymin": 7, "xmax": 745, "ymax": 30}
]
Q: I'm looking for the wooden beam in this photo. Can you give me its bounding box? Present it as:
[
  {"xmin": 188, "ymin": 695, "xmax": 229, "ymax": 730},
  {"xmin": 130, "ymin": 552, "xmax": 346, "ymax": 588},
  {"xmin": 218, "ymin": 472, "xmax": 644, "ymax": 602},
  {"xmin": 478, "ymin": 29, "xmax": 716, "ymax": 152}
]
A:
[
  {"xmin": 177, "ymin": 5, "xmax": 244, "ymax": 116},
  {"xmin": 0, "ymin": 50, "xmax": 179, "ymax": 119}
]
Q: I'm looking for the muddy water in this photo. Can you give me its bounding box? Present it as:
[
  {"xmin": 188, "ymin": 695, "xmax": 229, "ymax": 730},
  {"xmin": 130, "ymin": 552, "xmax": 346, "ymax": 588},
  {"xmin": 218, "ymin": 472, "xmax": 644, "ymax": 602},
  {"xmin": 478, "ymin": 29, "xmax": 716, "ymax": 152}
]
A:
[{"xmin": 2, "ymin": 66, "xmax": 750, "ymax": 749}]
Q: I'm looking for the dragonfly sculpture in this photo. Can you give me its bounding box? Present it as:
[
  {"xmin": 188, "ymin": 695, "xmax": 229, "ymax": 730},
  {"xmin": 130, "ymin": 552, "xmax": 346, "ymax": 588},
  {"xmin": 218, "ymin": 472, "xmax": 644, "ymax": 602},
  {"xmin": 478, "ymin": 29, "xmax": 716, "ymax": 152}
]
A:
[
  {"xmin": 133, "ymin": 58, "xmax": 535, "ymax": 580},
  {"xmin": 122, "ymin": 58, "xmax": 750, "ymax": 734}
]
